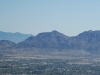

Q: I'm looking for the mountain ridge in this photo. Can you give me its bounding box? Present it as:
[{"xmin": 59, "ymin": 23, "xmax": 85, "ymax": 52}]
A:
[
  {"xmin": 10, "ymin": 31, "xmax": 100, "ymax": 50},
  {"xmin": 14, "ymin": 30, "xmax": 100, "ymax": 52},
  {"xmin": 0, "ymin": 31, "xmax": 33, "ymax": 43},
  {"xmin": 1, "ymin": 30, "xmax": 100, "ymax": 52},
  {"xmin": 16, "ymin": 30, "xmax": 68, "ymax": 48}
]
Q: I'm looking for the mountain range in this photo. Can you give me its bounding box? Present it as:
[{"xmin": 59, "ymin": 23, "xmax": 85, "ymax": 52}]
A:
[
  {"xmin": 0, "ymin": 31, "xmax": 32, "ymax": 43},
  {"xmin": 1, "ymin": 30, "xmax": 100, "ymax": 52}
]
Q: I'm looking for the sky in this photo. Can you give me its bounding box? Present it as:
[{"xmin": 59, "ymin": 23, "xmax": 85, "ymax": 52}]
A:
[{"xmin": 0, "ymin": 0, "xmax": 100, "ymax": 36}]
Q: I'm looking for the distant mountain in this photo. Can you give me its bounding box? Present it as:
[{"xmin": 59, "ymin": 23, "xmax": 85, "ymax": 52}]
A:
[
  {"xmin": 0, "ymin": 40, "xmax": 16, "ymax": 49},
  {"xmin": 15, "ymin": 30, "xmax": 100, "ymax": 52},
  {"xmin": 0, "ymin": 31, "xmax": 33, "ymax": 43}
]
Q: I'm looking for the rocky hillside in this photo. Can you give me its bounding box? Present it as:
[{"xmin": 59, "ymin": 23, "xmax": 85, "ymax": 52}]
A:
[
  {"xmin": 16, "ymin": 30, "xmax": 100, "ymax": 51},
  {"xmin": 0, "ymin": 40, "xmax": 16, "ymax": 49},
  {"xmin": 17, "ymin": 30, "xmax": 69, "ymax": 48}
]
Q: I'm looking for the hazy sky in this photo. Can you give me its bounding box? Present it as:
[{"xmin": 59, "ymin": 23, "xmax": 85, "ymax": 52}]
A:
[{"xmin": 0, "ymin": 0, "xmax": 100, "ymax": 36}]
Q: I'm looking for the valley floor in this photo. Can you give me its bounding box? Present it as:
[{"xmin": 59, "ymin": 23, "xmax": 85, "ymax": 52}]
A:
[{"xmin": 1, "ymin": 49, "xmax": 100, "ymax": 75}]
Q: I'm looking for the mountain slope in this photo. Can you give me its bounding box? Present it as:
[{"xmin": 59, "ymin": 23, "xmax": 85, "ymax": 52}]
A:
[
  {"xmin": 0, "ymin": 31, "xmax": 32, "ymax": 43},
  {"xmin": 64, "ymin": 30, "xmax": 100, "ymax": 50},
  {"xmin": 0, "ymin": 40, "xmax": 16, "ymax": 49},
  {"xmin": 17, "ymin": 30, "xmax": 69, "ymax": 48},
  {"xmin": 75, "ymin": 30, "xmax": 100, "ymax": 50}
]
